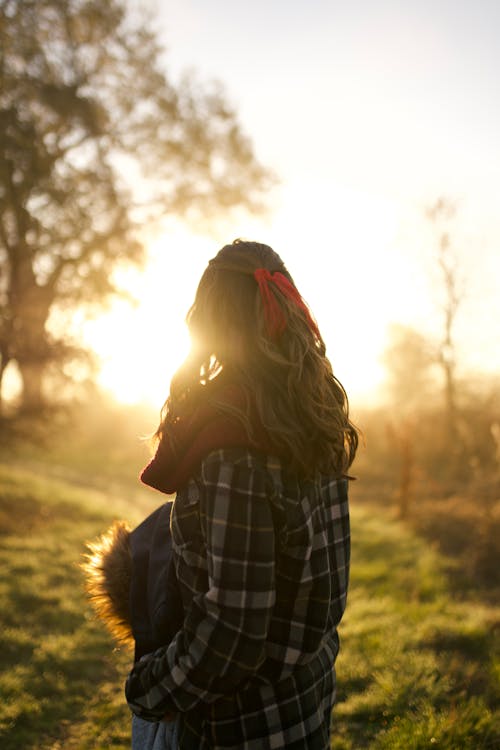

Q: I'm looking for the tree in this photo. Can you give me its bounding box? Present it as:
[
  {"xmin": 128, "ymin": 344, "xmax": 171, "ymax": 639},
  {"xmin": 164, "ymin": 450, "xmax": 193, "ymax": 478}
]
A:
[
  {"xmin": 382, "ymin": 324, "xmax": 438, "ymax": 518},
  {"xmin": 426, "ymin": 198, "xmax": 464, "ymax": 446},
  {"xmin": 382, "ymin": 323, "xmax": 438, "ymax": 413},
  {"xmin": 0, "ymin": 0, "xmax": 272, "ymax": 412}
]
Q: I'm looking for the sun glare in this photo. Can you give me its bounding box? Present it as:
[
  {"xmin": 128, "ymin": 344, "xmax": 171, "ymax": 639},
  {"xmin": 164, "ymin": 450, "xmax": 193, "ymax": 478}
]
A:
[
  {"xmin": 82, "ymin": 169, "xmax": 484, "ymax": 415},
  {"xmin": 82, "ymin": 305, "xmax": 190, "ymax": 406},
  {"xmin": 81, "ymin": 182, "xmax": 409, "ymax": 410},
  {"xmin": 81, "ymin": 231, "xmax": 211, "ymax": 406}
]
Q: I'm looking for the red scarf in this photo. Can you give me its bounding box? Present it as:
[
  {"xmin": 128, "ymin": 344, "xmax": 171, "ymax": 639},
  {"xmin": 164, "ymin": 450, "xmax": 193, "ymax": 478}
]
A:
[{"xmin": 140, "ymin": 385, "xmax": 275, "ymax": 494}]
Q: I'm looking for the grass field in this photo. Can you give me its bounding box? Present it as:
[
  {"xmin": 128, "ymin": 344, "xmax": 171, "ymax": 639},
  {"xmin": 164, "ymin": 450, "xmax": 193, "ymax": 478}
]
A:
[{"xmin": 0, "ymin": 459, "xmax": 499, "ymax": 749}]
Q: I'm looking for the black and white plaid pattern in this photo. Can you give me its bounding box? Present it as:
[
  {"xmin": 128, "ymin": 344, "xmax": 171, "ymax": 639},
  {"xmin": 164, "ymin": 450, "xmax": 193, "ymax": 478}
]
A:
[{"xmin": 126, "ymin": 448, "xmax": 350, "ymax": 749}]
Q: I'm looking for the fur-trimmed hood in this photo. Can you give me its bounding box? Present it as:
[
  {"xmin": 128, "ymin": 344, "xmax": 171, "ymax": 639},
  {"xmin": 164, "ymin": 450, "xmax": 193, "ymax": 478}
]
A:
[
  {"xmin": 82, "ymin": 502, "xmax": 184, "ymax": 660},
  {"xmin": 82, "ymin": 520, "xmax": 134, "ymax": 646}
]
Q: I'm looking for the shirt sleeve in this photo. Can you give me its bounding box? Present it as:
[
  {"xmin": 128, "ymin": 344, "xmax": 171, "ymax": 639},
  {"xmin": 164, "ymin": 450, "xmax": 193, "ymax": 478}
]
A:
[{"xmin": 125, "ymin": 453, "xmax": 276, "ymax": 721}]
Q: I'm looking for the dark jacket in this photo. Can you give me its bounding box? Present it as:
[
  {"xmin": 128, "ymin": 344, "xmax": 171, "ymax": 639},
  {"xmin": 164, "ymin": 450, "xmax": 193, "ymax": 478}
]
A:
[{"xmin": 83, "ymin": 501, "xmax": 184, "ymax": 662}]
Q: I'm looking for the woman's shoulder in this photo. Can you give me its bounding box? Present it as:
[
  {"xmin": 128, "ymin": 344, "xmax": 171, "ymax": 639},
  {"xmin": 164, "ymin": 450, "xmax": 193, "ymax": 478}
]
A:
[
  {"xmin": 201, "ymin": 445, "xmax": 280, "ymax": 469},
  {"xmin": 197, "ymin": 447, "xmax": 348, "ymax": 499},
  {"xmin": 198, "ymin": 446, "xmax": 280, "ymax": 488}
]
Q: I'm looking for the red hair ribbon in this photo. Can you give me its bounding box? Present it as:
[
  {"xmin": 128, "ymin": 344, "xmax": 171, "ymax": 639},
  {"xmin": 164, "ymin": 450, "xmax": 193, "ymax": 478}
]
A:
[{"xmin": 254, "ymin": 268, "xmax": 321, "ymax": 340}]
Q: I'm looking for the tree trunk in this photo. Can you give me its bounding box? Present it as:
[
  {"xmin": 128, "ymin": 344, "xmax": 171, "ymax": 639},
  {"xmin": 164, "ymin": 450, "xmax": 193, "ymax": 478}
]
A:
[
  {"xmin": 398, "ymin": 432, "xmax": 414, "ymax": 520},
  {"xmin": 386, "ymin": 418, "xmax": 415, "ymax": 519},
  {"xmin": 0, "ymin": 355, "xmax": 8, "ymax": 418},
  {"xmin": 9, "ymin": 255, "xmax": 53, "ymax": 414},
  {"xmin": 17, "ymin": 360, "xmax": 45, "ymax": 413}
]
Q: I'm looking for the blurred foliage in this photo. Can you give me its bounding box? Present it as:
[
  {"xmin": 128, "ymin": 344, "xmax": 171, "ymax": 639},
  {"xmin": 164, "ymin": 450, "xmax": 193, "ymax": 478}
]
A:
[
  {"xmin": 356, "ymin": 321, "xmax": 500, "ymax": 595},
  {"xmin": 381, "ymin": 323, "xmax": 440, "ymax": 413},
  {"xmin": 0, "ymin": 386, "xmax": 159, "ymax": 494},
  {"xmin": 0, "ymin": 0, "xmax": 273, "ymax": 413}
]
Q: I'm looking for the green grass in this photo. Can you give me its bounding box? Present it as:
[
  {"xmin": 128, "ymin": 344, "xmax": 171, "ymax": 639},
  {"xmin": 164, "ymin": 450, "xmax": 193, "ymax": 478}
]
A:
[
  {"xmin": 0, "ymin": 462, "xmax": 499, "ymax": 749},
  {"xmin": 333, "ymin": 499, "xmax": 500, "ymax": 749},
  {"xmin": 0, "ymin": 462, "xmax": 154, "ymax": 750}
]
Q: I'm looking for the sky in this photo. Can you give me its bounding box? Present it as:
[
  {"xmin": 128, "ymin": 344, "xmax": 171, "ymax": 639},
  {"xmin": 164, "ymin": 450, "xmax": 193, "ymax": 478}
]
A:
[{"xmin": 78, "ymin": 0, "xmax": 500, "ymax": 408}]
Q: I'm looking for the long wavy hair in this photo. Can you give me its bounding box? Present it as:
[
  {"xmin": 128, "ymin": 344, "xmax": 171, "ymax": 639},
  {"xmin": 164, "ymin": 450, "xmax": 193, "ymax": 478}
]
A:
[{"xmin": 156, "ymin": 240, "xmax": 358, "ymax": 477}]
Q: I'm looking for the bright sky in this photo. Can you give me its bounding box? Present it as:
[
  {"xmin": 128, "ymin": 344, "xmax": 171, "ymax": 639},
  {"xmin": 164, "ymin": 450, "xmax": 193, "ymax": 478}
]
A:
[{"xmin": 81, "ymin": 0, "xmax": 500, "ymax": 408}]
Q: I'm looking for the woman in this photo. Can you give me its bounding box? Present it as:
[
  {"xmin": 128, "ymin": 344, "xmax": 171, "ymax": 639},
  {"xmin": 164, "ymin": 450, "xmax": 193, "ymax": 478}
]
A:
[{"xmin": 125, "ymin": 240, "xmax": 358, "ymax": 749}]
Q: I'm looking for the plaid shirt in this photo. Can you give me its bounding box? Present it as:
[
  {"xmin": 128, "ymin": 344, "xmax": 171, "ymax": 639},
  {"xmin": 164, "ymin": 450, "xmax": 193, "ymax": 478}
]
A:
[{"xmin": 126, "ymin": 448, "xmax": 350, "ymax": 749}]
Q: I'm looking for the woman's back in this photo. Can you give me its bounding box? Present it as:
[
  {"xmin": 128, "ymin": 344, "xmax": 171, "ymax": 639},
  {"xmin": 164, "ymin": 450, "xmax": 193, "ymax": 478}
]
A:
[
  {"xmin": 125, "ymin": 240, "xmax": 357, "ymax": 749},
  {"xmin": 128, "ymin": 446, "xmax": 350, "ymax": 748}
]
